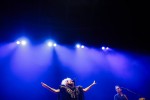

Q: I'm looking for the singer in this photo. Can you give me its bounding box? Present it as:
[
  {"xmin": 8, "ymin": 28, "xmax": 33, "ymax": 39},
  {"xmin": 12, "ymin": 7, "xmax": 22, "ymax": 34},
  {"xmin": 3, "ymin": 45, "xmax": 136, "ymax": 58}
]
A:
[
  {"xmin": 41, "ymin": 77, "xmax": 96, "ymax": 100},
  {"xmin": 114, "ymin": 85, "xmax": 128, "ymax": 100}
]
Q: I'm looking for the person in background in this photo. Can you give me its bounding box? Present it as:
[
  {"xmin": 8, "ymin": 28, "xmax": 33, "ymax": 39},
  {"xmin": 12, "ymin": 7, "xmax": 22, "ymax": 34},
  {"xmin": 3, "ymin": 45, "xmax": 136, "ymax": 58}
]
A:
[{"xmin": 114, "ymin": 85, "xmax": 128, "ymax": 100}]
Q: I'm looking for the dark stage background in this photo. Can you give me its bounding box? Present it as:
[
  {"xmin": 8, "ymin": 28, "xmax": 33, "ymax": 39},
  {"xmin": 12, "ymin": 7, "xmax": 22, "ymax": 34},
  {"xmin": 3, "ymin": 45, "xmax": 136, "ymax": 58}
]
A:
[{"xmin": 0, "ymin": 0, "xmax": 150, "ymax": 100}]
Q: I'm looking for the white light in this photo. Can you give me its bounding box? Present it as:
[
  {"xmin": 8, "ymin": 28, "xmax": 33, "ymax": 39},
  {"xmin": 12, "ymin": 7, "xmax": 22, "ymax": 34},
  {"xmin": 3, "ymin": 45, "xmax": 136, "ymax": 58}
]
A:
[
  {"xmin": 81, "ymin": 45, "xmax": 84, "ymax": 48},
  {"xmin": 47, "ymin": 42, "xmax": 53, "ymax": 47},
  {"xmin": 16, "ymin": 41, "xmax": 20, "ymax": 44},
  {"xmin": 21, "ymin": 40, "xmax": 27, "ymax": 45},
  {"xmin": 106, "ymin": 47, "xmax": 109, "ymax": 50},
  {"xmin": 76, "ymin": 44, "xmax": 80, "ymax": 48},
  {"xmin": 53, "ymin": 43, "xmax": 57, "ymax": 47},
  {"xmin": 102, "ymin": 46, "xmax": 105, "ymax": 50},
  {"xmin": 16, "ymin": 37, "xmax": 29, "ymax": 46}
]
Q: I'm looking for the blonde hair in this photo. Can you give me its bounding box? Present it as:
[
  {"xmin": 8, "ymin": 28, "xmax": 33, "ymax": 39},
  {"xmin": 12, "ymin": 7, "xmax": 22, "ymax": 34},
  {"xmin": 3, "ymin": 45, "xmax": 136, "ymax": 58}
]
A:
[
  {"xmin": 61, "ymin": 77, "xmax": 72, "ymax": 86},
  {"xmin": 115, "ymin": 85, "xmax": 120, "ymax": 90}
]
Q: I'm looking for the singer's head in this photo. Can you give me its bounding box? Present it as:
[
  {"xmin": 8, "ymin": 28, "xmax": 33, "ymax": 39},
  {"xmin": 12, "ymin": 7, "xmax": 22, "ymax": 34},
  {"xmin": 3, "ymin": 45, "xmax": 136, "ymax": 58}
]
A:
[
  {"xmin": 61, "ymin": 77, "xmax": 75, "ymax": 86},
  {"xmin": 115, "ymin": 85, "xmax": 122, "ymax": 93}
]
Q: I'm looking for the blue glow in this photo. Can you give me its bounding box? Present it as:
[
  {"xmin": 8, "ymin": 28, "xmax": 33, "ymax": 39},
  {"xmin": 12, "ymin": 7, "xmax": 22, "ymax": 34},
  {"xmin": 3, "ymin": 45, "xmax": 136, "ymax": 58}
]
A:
[{"xmin": 0, "ymin": 42, "xmax": 150, "ymax": 100}]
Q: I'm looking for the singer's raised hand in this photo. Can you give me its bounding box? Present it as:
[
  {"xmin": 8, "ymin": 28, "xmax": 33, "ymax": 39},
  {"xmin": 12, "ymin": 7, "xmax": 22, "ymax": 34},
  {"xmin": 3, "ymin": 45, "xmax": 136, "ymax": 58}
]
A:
[
  {"xmin": 92, "ymin": 80, "xmax": 96, "ymax": 85},
  {"xmin": 41, "ymin": 82, "xmax": 48, "ymax": 88}
]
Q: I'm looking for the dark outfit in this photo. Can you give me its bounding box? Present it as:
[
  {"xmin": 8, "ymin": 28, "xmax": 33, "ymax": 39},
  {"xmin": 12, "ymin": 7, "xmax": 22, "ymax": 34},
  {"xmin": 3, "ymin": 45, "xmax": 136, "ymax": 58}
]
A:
[
  {"xmin": 114, "ymin": 93, "xmax": 128, "ymax": 100},
  {"xmin": 58, "ymin": 85, "xmax": 84, "ymax": 100}
]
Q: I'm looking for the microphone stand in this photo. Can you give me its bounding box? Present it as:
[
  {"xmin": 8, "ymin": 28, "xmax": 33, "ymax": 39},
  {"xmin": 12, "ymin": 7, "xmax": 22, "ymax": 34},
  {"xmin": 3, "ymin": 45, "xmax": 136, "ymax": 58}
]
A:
[
  {"xmin": 121, "ymin": 87, "xmax": 137, "ymax": 95},
  {"xmin": 121, "ymin": 87, "xmax": 149, "ymax": 100}
]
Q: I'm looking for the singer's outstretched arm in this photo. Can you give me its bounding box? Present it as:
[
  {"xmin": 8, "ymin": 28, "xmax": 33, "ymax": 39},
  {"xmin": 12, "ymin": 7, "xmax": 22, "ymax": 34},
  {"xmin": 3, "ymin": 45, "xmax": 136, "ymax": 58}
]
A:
[
  {"xmin": 83, "ymin": 80, "xmax": 96, "ymax": 92},
  {"xmin": 41, "ymin": 82, "xmax": 60, "ymax": 93}
]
